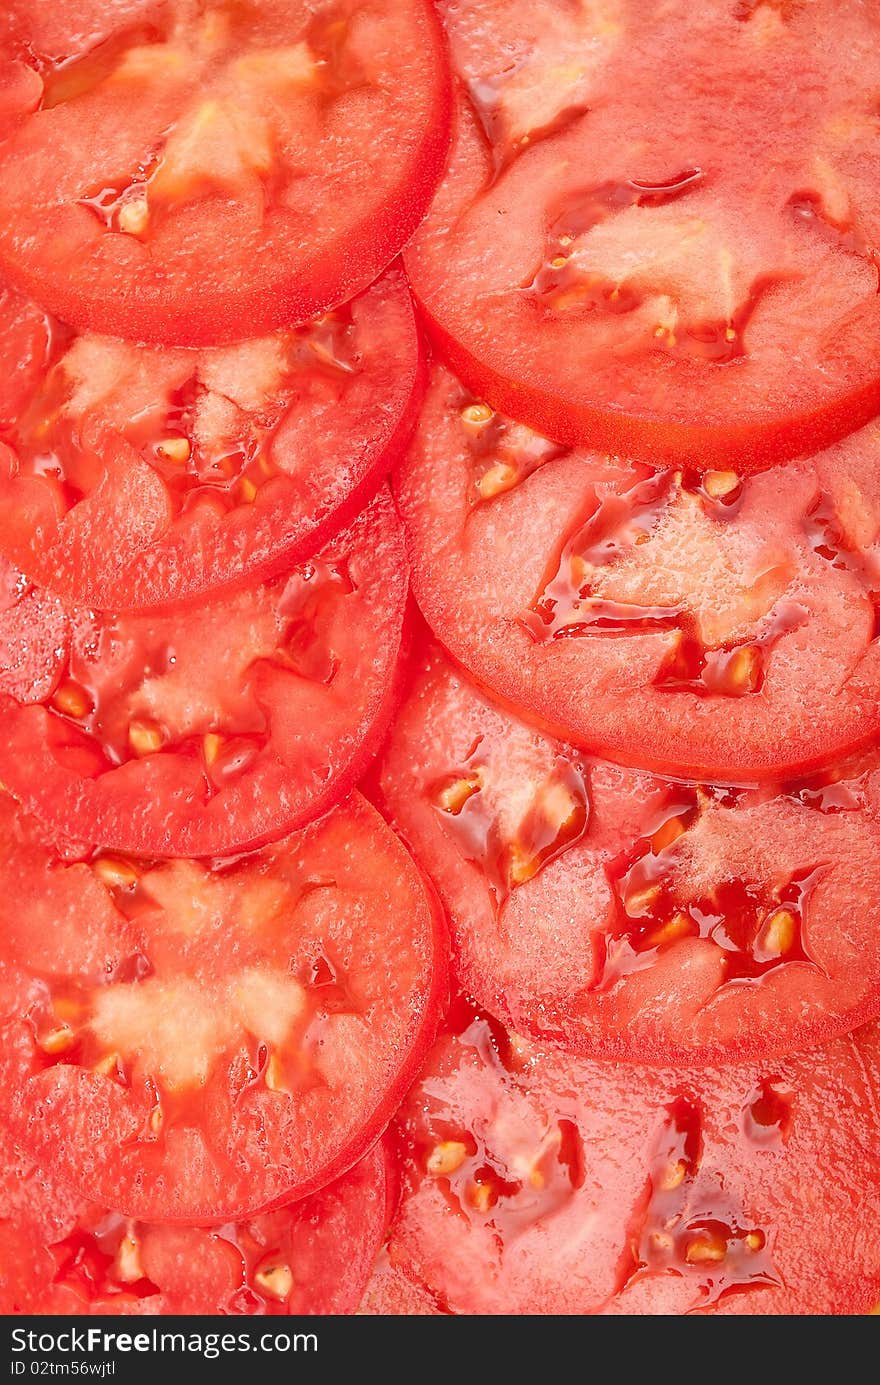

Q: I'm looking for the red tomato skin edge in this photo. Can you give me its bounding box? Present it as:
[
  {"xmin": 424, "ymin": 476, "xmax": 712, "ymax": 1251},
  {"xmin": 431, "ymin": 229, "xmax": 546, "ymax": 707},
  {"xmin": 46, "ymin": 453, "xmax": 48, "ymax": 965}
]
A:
[
  {"xmin": 85, "ymin": 297, "xmax": 427, "ymax": 616},
  {"xmin": 410, "ymin": 296, "xmax": 880, "ymax": 475},
  {"xmin": 416, "ymin": 625, "xmax": 880, "ymax": 786},
  {"xmin": 6, "ymin": 22, "xmax": 453, "ymax": 347}
]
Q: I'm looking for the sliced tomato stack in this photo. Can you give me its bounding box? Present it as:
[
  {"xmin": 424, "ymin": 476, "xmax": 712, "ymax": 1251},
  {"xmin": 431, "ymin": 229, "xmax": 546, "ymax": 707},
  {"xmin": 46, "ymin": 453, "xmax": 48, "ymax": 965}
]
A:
[
  {"xmin": 0, "ymin": 0, "xmax": 454, "ymax": 1317},
  {"xmin": 2, "ymin": 0, "xmax": 880, "ymax": 1323}
]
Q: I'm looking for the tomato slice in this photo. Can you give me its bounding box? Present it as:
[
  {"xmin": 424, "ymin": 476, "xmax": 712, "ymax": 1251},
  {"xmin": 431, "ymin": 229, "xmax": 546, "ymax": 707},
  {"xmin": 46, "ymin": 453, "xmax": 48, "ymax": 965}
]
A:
[
  {"xmin": 0, "ymin": 490, "xmax": 407, "ymax": 857},
  {"xmin": 406, "ymin": 1, "xmax": 880, "ymax": 469},
  {"xmin": 378, "ymin": 641, "xmax": 880, "ymax": 1063},
  {"xmin": 0, "ymin": 791, "xmax": 445, "ymax": 1222},
  {"xmin": 397, "ymin": 364, "xmax": 880, "ymax": 781},
  {"xmin": 0, "ymin": 1128, "xmax": 388, "ymax": 1314},
  {"xmin": 386, "ymin": 1006, "xmax": 880, "ymax": 1315},
  {"xmin": 0, "ymin": 269, "xmax": 421, "ymax": 608},
  {"xmin": 0, "ymin": 1, "xmax": 450, "ymax": 345}
]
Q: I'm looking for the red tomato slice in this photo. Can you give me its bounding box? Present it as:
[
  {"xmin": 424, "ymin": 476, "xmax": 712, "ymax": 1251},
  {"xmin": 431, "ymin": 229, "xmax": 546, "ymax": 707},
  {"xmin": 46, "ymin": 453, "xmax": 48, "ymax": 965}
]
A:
[
  {"xmin": 0, "ymin": 269, "xmax": 421, "ymax": 608},
  {"xmin": 0, "ymin": 1128, "xmax": 388, "ymax": 1314},
  {"xmin": 378, "ymin": 641, "xmax": 880, "ymax": 1064},
  {"xmin": 0, "ymin": 1, "xmax": 450, "ymax": 345},
  {"xmin": 0, "ymin": 490, "xmax": 407, "ymax": 857},
  {"xmin": 358, "ymin": 1251, "xmax": 444, "ymax": 1316},
  {"xmin": 387, "ymin": 1006, "xmax": 880, "ymax": 1315},
  {"xmin": 0, "ymin": 792, "xmax": 445, "ymax": 1223},
  {"xmin": 397, "ymin": 364, "xmax": 880, "ymax": 781},
  {"xmin": 407, "ymin": 1, "xmax": 880, "ymax": 469}
]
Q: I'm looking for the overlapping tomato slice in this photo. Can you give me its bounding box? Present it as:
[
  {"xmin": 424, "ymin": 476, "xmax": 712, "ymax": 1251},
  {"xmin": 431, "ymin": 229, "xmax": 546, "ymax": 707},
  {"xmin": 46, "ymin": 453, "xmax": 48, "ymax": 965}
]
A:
[
  {"xmin": 0, "ymin": 269, "xmax": 421, "ymax": 608},
  {"xmin": 407, "ymin": 0, "xmax": 880, "ymax": 468},
  {"xmin": 358, "ymin": 1251, "xmax": 443, "ymax": 1316},
  {"xmin": 397, "ymin": 364, "xmax": 880, "ymax": 781},
  {"xmin": 0, "ymin": 490, "xmax": 407, "ymax": 856},
  {"xmin": 0, "ymin": 791, "xmax": 445, "ymax": 1222},
  {"xmin": 0, "ymin": 1, "xmax": 451, "ymax": 344},
  {"xmin": 385, "ymin": 1006, "xmax": 880, "ymax": 1315},
  {"xmin": 0, "ymin": 1127, "xmax": 388, "ymax": 1315},
  {"xmin": 377, "ymin": 642, "xmax": 880, "ymax": 1063}
]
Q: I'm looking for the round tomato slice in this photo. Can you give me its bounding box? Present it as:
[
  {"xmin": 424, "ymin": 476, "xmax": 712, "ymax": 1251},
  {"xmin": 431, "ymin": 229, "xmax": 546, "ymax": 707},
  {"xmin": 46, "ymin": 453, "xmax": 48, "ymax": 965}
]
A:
[
  {"xmin": 397, "ymin": 364, "xmax": 880, "ymax": 781},
  {"xmin": 0, "ymin": 1, "xmax": 450, "ymax": 345},
  {"xmin": 0, "ymin": 1128, "xmax": 388, "ymax": 1315},
  {"xmin": 407, "ymin": 1, "xmax": 880, "ymax": 469},
  {"xmin": 378, "ymin": 641, "xmax": 880, "ymax": 1064},
  {"xmin": 0, "ymin": 269, "xmax": 421, "ymax": 608},
  {"xmin": 358, "ymin": 1251, "xmax": 444, "ymax": 1316},
  {"xmin": 0, "ymin": 792, "xmax": 445, "ymax": 1223},
  {"xmin": 387, "ymin": 1006, "xmax": 880, "ymax": 1315},
  {"xmin": 0, "ymin": 491, "xmax": 407, "ymax": 857}
]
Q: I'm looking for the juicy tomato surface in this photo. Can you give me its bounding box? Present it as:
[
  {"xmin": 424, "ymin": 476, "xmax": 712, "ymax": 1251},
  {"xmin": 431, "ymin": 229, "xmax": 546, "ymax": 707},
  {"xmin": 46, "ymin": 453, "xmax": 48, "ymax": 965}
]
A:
[
  {"xmin": 386, "ymin": 1006, "xmax": 880, "ymax": 1315},
  {"xmin": 0, "ymin": 491, "xmax": 407, "ymax": 857},
  {"xmin": 397, "ymin": 364, "xmax": 880, "ymax": 781},
  {"xmin": 358, "ymin": 1250, "xmax": 444, "ymax": 1316},
  {"xmin": 407, "ymin": 0, "xmax": 880, "ymax": 468},
  {"xmin": 0, "ymin": 269, "xmax": 421, "ymax": 608},
  {"xmin": 0, "ymin": 791, "xmax": 445, "ymax": 1223},
  {"xmin": 0, "ymin": 1128, "xmax": 388, "ymax": 1315},
  {"xmin": 377, "ymin": 642, "xmax": 880, "ymax": 1064},
  {"xmin": 0, "ymin": 0, "xmax": 451, "ymax": 344}
]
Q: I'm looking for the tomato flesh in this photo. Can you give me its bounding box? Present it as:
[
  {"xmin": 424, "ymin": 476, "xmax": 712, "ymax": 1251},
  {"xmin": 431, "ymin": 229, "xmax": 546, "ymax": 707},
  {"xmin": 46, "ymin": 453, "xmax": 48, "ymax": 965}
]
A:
[
  {"xmin": 387, "ymin": 1007, "xmax": 880, "ymax": 1315},
  {"xmin": 0, "ymin": 1127, "xmax": 387, "ymax": 1314},
  {"xmin": 0, "ymin": 490, "xmax": 407, "ymax": 857},
  {"xmin": 0, "ymin": 1, "xmax": 451, "ymax": 344},
  {"xmin": 407, "ymin": 0, "xmax": 880, "ymax": 468},
  {"xmin": 396, "ymin": 364, "xmax": 880, "ymax": 780},
  {"xmin": 0, "ymin": 791, "xmax": 444, "ymax": 1222},
  {"xmin": 358, "ymin": 1251, "xmax": 443, "ymax": 1316},
  {"xmin": 378, "ymin": 642, "xmax": 880, "ymax": 1063},
  {"xmin": 0, "ymin": 269, "xmax": 421, "ymax": 608}
]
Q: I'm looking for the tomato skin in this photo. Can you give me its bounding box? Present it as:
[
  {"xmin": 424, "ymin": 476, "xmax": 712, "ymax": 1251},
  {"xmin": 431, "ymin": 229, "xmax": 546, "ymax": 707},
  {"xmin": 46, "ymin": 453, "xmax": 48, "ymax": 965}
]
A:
[
  {"xmin": 0, "ymin": 1131, "xmax": 389, "ymax": 1315},
  {"xmin": 0, "ymin": 491, "xmax": 410, "ymax": 858},
  {"xmin": 0, "ymin": 2, "xmax": 452, "ymax": 346},
  {"xmin": 0, "ymin": 792, "xmax": 448, "ymax": 1223},
  {"xmin": 0, "ymin": 268, "xmax": 423, "ymax": 611},
  {"xmin": 407, "ymin": 0, "xmax": 880, "ymax": 470},
  {"xmin": 377, "ymin": 641, "xmax": 880, "ymax": 1065},
  {"xmin": 386, "ymin": 1011, "xmax": 880, "ymax": 1316},
  {"xmin": 396, "ymin": 362, "xmax": 880, "ymax": 782}
]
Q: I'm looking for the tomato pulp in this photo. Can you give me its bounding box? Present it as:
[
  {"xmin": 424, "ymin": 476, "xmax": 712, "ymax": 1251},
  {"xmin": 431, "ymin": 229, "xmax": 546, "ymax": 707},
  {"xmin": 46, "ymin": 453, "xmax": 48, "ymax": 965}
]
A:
[{"xmin": 0, "ymin": 0, "xmax": 451, "ymax": 344}]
